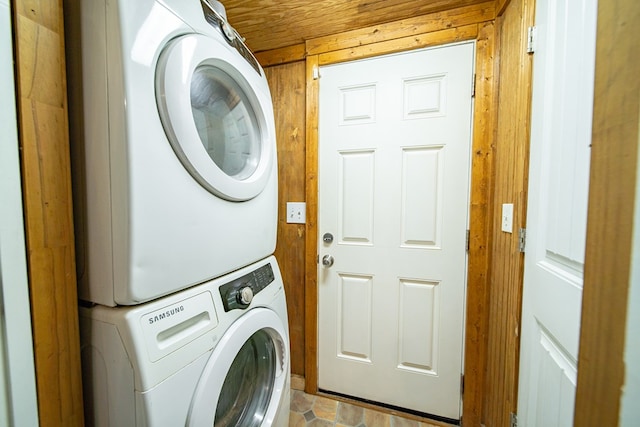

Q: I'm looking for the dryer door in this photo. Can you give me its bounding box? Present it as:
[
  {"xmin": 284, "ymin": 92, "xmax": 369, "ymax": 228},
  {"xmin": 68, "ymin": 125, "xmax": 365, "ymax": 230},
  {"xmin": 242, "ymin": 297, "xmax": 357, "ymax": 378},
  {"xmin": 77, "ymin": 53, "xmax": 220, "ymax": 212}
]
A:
[
  {"xmin": 187, "ymin": 308, "xmax": 288, "ymax": 427},
  {"xmin": 156, "ymin": 33, "xmax": 275, "ymax": 201}
]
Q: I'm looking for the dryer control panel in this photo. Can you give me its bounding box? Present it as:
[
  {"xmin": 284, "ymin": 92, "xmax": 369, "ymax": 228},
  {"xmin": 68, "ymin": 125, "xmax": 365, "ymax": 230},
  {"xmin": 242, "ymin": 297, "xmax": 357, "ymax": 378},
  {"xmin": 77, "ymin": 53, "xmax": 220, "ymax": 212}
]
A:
[
  {"xmin": 219, "ymin": 263, "xmax": 275, "ymax": 311},
  {"xmin": 199, "ymin": 0, "xmax": 262, "ymax": 76}
]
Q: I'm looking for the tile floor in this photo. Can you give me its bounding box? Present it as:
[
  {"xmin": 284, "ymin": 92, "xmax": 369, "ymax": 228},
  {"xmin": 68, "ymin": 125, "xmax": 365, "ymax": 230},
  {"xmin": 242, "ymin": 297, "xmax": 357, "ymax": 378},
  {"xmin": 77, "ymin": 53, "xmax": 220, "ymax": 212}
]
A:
[{"xmin": 289, "ymin": 389, "xmax": 449, "ymax": 427}]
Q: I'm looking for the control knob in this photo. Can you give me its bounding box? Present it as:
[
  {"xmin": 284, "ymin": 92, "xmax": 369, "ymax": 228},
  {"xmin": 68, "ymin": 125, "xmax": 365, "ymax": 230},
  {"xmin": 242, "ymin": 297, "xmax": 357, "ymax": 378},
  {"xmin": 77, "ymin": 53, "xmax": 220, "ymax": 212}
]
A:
[
  {"xmin": 238, "ymin": 286, "xmax": 254, "ymax": 305},
  {"xmin": 221, "ymin": 21, "xmax": 236, "ymax": 42}
]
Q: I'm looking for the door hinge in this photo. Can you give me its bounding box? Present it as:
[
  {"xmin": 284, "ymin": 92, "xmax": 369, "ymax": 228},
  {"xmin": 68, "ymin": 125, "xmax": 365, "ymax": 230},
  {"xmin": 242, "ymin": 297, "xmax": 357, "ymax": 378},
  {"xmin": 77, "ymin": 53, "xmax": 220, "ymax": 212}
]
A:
[
  {"xmin": 518, "ymin": 228, "xmax": 526, "ymax": 253},
  {"xmin": 471, "ymin": 74, "xmax": 476, "ymax": 98},
  {"xmin": 460, "ymin": 374, "xmax": 465, "ymax": 395},
  {"xmin": 466, "ymin": 229, "xmax": 470, "ymax": 252},
  {"xmin": 313, "ymin": 65, "xmax": 320, "ymax": 80},
  {"xmin": 510, "ymin": 412, "xmax": 518, "ymax": 427},
  {"xmin": 527, "ymin": 26, "xmax": 537, "ymax": 54}
]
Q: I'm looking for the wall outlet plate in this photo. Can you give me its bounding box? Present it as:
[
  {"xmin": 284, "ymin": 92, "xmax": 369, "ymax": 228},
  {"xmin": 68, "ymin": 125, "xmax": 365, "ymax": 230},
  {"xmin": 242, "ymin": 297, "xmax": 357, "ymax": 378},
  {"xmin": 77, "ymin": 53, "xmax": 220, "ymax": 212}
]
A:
[
  {"xmin": 502, "ymin": 203, "xmax": 514, "ymax": 233},
  {"xmin": 286, "ymin": 202, "xmax": 306, "ymax": 224}
]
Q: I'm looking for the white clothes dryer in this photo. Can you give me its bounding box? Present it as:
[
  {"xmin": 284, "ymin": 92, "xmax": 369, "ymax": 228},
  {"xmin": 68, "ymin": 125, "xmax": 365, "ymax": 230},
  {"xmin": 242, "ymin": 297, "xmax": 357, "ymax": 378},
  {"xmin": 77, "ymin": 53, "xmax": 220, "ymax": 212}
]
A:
[
  {"xmin": 66, "ymin": 0, "xmax": 278, "ymax": 306},
  {"xmin": 80, "ymin": 256, "xmax": 290, "ymax": 427}
]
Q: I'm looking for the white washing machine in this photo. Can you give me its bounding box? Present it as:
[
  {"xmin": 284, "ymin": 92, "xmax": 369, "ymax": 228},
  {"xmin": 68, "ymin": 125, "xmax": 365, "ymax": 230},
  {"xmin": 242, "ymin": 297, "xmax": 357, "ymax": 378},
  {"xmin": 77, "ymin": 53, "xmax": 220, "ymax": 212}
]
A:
[
  {"xmin": 66, "ymin": 0, "xmax": 278, "ymax": 306},
  {"xmin": 80, "ymin": 256, "xmax": 290, "ymax": 427}
]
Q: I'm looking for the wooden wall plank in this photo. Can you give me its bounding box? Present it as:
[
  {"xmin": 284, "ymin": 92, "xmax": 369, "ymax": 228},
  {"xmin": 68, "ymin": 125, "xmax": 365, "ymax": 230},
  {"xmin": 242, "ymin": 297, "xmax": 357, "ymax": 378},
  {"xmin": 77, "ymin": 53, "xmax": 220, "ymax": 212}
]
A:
[
  {"xmin": 257, "ymin": 43, "xmax": 306, "ymax": 67},
  {"xmin": 495, "ymin": 0, "xmax": 512, "ymax": 16},
  {"xmin": 463, "ymin": 20, "xmax": 497, "ymax": 427},
  {"xmin": 306, "ymin": 2, "xmax": 494, "ymax": 56},
  {"xmin": 483, "ymin": 0, "xmax": 534, "ymax": 425},
  {"xmin": 15, "ymin": 0, "xmax": 61, "ymax": 33},
  {"xmin": 574, "ymin": 0, "xmax": 640, "ymax": 424},
  {"xmin": 317, "ymin": 24, "xmax": 478, "ymax": 65},
  {"xmin": 225, "ymin": 0, "xmax": 492, "ymax": 52},
  {"xmin": 13, "ymin": 0, "xmax": 84, "ymax": 425},
  {"xmin": 264, "ymin": 61, "xmax": 308, "ymax": 377},
  {"xmin": 303, "ymin": 54, "xmax": 320, "ymax": 395}
]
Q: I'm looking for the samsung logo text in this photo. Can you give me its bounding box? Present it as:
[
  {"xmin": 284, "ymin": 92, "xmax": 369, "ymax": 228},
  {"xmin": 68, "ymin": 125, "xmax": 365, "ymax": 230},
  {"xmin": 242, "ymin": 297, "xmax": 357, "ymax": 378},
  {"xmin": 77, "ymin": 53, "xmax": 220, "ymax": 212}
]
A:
[{"xmin": 147, "ymin": 305, "xmax": 185, "ymax": 324}]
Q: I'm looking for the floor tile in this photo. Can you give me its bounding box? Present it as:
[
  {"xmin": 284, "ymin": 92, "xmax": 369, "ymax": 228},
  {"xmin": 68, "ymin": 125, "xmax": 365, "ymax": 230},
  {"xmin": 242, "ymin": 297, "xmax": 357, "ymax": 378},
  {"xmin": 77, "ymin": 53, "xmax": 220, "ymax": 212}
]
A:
[
  {"xmin": 364, "ymin": 409, "xmax": 391, "ymax": 427},
  {"xmin": 336, "ymin": 401, "xmax": 364, "ymax": 426},
  {"xmin": 390, "ymin": 415, "xmax": 420, "ymax": 427},
  {"xmin": 303, "ymin": 410, "xmax": 316, "ymax": 422},
  {"xmin": 308, "ymin": 418, "xmax": 334, "ymax": 427},
  {"xmin": 289, "ymin": 411, "xmax": 307, "ymax": 427},
  {"xmin": 312, "ymin": 395, "xmax": 339, "ymax": 421},
  {"xmin": 291, "ymin": 390, "xmax": 315, "ymax": 413},
  {"xmin": 289, "ymin": 389, "xmax": 455, "ymax": 427}
]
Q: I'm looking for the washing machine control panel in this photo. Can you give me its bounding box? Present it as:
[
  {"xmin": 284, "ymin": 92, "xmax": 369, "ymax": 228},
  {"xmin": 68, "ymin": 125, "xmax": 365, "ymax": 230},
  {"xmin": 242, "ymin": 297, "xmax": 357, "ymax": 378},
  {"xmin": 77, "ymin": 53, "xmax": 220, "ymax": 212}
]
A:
[{"xmin": 219, "ymin": 263, "xmax": 275, "ymax": 311}]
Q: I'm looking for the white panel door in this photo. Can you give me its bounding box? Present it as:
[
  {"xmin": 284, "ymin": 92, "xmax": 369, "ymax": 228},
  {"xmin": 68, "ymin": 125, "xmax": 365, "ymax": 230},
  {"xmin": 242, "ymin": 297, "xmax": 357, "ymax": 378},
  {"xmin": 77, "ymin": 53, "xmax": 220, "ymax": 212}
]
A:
[
  {"xmin": 318, "ymin": 42, "xmax": 475, "ymax": 420},
  {"xmin": 517, "ymin": 0, "xmax": 597, "ymax": 425}
]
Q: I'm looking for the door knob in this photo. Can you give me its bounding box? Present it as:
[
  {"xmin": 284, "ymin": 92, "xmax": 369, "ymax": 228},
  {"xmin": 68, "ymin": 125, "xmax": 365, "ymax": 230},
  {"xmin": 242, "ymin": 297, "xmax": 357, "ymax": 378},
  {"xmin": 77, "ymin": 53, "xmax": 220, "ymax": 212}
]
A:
[{"xmin": 322, "ymin": 255, "xmax": 334, "ymax": 268}]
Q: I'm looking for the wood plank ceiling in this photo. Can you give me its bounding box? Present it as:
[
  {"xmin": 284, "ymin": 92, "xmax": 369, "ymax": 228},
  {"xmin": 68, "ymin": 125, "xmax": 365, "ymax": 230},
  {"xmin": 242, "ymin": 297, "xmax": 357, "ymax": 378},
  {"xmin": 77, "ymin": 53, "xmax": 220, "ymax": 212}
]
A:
[{"xmin": 223, "ymin": 0, "xmax": 492, "ymax": 52}]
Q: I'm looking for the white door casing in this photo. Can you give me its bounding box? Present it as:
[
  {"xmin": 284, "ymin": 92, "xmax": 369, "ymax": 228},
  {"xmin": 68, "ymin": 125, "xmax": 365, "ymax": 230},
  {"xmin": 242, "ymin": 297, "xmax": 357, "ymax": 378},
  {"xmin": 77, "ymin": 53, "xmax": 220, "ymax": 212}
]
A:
[
  {"xmin": 0, "ymin": 0, "xmax": 39, "ymax": 424},
  {"xmin": 517, "ymin": 0, "xmax": 597, "ymax": 425},
  {"xmin": 318, "ymin": 42, "xmax": 475, "ymax": 420}
]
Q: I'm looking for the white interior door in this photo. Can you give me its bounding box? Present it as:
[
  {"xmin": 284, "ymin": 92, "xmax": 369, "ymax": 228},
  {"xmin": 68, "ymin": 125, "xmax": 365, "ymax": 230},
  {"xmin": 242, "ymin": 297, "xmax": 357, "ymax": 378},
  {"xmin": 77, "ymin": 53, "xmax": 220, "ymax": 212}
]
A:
[
  {"xmin": 517, "ymin": 0, "xmax": 597, "ymax": 425},
  {"xmin": 317, "ymin": 42, "xmax": 475, "ymax": 420}
]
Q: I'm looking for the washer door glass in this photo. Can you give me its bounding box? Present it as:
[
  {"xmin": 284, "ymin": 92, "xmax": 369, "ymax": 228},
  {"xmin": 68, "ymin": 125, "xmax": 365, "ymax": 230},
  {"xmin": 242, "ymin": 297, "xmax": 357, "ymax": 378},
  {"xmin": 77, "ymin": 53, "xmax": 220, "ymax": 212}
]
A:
[
  {"xmin": 186, "ymin": 307, "xmax": 288, "ymax": 427},
  {"xmin": 215, "ymin": 330, "xmax": 275, "ymax": 427},
  {"xmin": 191, "ymin": 66, "xmax": 260, "ymax": 181},
  {"xmin": 156, "ymin": 34, "xmax": 274, "ymax": 201}
]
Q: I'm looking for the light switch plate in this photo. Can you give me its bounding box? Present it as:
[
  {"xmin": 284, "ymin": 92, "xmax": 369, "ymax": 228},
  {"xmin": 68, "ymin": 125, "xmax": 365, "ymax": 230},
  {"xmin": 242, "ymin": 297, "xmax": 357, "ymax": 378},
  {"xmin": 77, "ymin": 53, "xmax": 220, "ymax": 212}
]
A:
[
  {"xmin": 286, "ymin": 202, "xmax": 306, "ymax": 224},
  {"xmin": 501, "ymin": 203, "xmax": 514, "ymax": 233}
]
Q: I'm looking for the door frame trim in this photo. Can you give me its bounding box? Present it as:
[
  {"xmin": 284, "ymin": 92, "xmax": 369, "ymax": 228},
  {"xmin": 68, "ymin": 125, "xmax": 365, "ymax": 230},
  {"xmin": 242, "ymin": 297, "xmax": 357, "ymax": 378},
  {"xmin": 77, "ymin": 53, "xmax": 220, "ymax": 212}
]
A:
[
  {"xmin": 314, "ymin": 42, "xmax": 477, "ymax": 417},
  {"xmin": 574, "ymin": 0, "xmax": 640, "ymax": 424},
  {"xmin": 303, "ymin": 11, "xmax": 497, "ymax": 426}
]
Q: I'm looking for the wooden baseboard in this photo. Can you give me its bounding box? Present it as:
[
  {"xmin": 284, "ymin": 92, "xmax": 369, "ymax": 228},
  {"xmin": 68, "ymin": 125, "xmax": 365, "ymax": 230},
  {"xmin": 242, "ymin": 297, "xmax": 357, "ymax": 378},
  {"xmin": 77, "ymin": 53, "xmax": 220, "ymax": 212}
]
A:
[{"xmin": 291, "ymin": 374, "xmax": 305, "ymax": 391}]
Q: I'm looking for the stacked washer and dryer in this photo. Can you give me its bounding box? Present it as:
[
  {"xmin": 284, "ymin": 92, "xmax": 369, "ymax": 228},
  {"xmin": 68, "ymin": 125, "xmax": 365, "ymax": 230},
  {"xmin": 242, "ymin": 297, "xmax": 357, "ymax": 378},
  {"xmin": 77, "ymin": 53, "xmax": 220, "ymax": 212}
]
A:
[{"xmin": 66, "ymin": 1, "xmax": 290, "ymax": 426}]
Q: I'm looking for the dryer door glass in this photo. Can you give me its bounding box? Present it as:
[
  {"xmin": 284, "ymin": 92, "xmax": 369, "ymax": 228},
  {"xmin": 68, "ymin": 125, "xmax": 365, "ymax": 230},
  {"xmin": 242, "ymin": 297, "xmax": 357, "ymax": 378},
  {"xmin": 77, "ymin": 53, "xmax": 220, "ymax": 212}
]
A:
[
  {"xmin": 191, "ymin": 65, "xmax": 260, "ymax": 180},
  {"xmin": 156, "ymin": 33, "xmax": 275, "ymax": 202},
  {"xmin": 215, "ymin": 329, "xmax": 275, "ymax": 427}
]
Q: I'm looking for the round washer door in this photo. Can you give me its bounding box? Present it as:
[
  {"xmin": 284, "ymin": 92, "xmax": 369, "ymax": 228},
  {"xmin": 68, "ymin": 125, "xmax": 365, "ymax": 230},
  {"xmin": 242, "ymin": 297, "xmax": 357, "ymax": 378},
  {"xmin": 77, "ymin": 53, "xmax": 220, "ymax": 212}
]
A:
[
  {"xmin": 156, "ymin": 33, "xmax": 275, "ymax": 201},
  {"xmin": 187, "ymin": 308, "xmax": 288, "ymax": 427}
]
